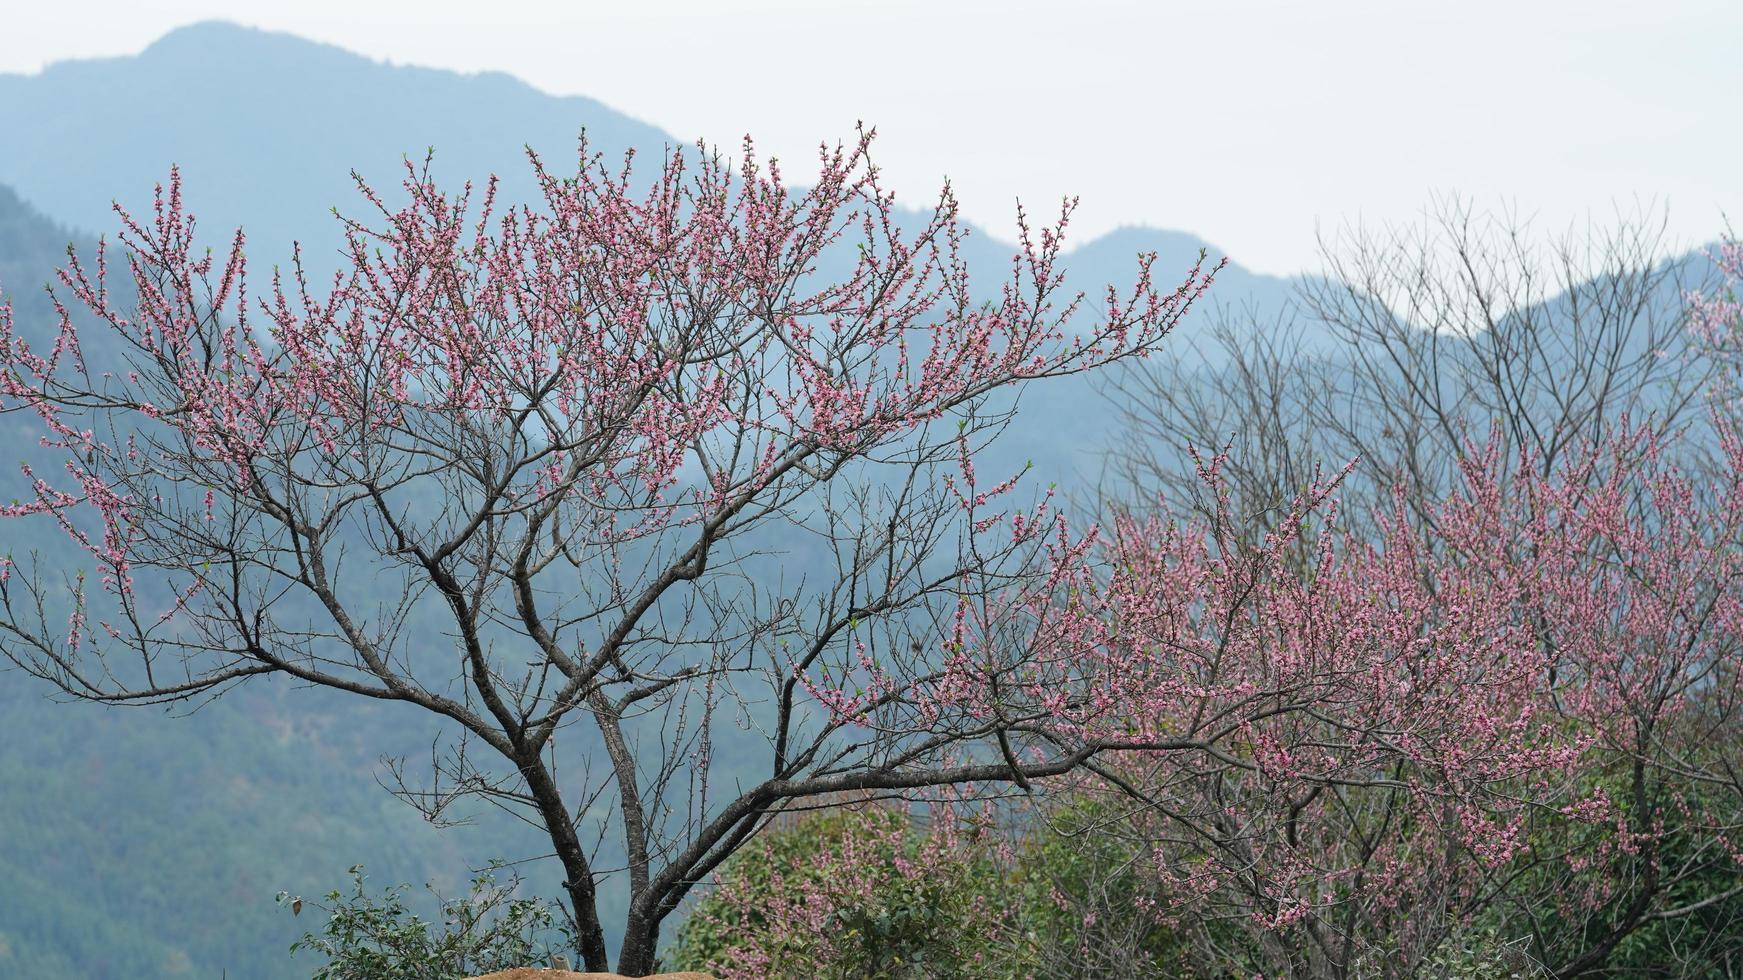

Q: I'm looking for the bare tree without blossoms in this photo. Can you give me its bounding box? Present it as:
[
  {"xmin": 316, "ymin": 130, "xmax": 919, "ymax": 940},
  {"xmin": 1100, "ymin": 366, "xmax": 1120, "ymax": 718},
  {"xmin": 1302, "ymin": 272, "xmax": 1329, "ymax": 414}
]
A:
[
  {"xmin": 0, "ymin": 128, "xmax": 1249, "ymax": 973},
  {"xmin": 1111, "ymin": 200, "xmax": 1713, "ymax": 548}
]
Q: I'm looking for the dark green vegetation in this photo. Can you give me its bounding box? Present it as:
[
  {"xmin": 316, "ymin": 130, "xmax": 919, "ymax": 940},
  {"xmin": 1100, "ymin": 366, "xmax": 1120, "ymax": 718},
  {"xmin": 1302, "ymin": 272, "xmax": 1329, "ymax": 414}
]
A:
[
  {"xmin": 278, "ymin": 866, "xmax": 570, "ymax": 980},
  {"xmin": 663, "ymin": 801, "xmax": 1554, "ymax": 978},
  {"xmin": 663, "ymin": 799, "xmax": 1743, "ymax": 979},
  {"xmin": 666, "ymin": 799, "xmax": 1196, "ymax": 978}
]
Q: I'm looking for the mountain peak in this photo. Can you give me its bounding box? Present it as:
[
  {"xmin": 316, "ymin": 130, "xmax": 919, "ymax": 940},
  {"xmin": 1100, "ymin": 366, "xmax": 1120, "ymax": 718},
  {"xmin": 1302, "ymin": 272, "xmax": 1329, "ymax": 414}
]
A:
[
  {"xmin": 142, "ymin": 18, "xmax": 267, "ymax": 47},
  {"xmin": 0, "ymin": 24, "xmax": 674, "ymax": 265},
  {"xmin": 133, "ymin": 19, "xmax": 386, "ymax": 74}
]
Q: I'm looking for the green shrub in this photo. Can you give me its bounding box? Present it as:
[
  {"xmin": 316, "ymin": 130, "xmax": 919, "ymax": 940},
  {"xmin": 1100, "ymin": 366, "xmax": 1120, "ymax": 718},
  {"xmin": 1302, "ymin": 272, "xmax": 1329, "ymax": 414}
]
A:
[
  {"xmin": 277, "ymin": 864, "xmax": 570, "ymax": 980},
  {"xmin": 669, "ymin": 797, "xmax": 1198, "ymax": 979},
  {"xmin": 668, "ymin": 805, "xmax": 1024, "ymax": 978}
]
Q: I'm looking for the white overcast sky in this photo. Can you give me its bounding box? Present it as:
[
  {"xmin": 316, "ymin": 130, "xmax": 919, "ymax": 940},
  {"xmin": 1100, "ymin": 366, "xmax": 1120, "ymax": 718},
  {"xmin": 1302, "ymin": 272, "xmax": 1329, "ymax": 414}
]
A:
[{"xmin": 4, "ymin": 0, "xmax": 1739, "ymax": 275}]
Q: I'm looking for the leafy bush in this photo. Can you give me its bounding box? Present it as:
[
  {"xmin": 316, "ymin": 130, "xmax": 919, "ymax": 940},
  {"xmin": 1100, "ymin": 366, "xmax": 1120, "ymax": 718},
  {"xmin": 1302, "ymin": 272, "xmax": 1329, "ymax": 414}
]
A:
[
  {"xmin": 668, "ymin": 797, "xmax": 1204, "ymax": 979},
  {"xmin": 1413, "ymin": 926, "xmax": 1544, "ymax": 979},
  {"xmin": 277, "ymin": 865, "xmax": 571, "ymax": 980},
  {"xmin": 997, "ymin": 795, "xmax": 1196, "ymax": 977},
  {"xmin": 668, "ymin": 805, "xmax": 1023, "ymax": 978}
]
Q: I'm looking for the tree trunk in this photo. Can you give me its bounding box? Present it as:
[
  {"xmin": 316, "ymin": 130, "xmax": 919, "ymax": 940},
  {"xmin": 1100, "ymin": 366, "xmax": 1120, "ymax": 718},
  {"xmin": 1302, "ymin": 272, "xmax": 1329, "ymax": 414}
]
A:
[
  {"xmin": 521, "ymin": 749, "xmax": 613, "ymax": 972},
  {"xmin": 616, "ymin": 926, "xmax": 659, "ymax": 978}
]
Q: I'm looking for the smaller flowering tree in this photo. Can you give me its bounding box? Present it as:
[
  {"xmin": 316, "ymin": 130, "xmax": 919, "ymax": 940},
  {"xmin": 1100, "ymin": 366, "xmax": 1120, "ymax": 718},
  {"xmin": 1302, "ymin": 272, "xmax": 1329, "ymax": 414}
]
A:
[
  {"xmin": 1063, "ymin": 213, "xmax": 1743, "ymax": 975},
  {"xmin": 1037, "ymin": 448, "xmax": 1591, "ymax": 975},
  {"xmin": 1487, "ymin": 420, "xmax": 1743, "ymax": 974},
  {"xmin": 1059, "ymin": 420, "xmax": 1743, "ymax": 976}
]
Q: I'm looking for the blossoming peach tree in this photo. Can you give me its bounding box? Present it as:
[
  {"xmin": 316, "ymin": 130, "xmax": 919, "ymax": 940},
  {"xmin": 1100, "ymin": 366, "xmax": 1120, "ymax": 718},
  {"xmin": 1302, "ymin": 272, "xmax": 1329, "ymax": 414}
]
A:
[{"xmin": 0, "ymin": 129, "xmax": 1246, "ymax": 973}]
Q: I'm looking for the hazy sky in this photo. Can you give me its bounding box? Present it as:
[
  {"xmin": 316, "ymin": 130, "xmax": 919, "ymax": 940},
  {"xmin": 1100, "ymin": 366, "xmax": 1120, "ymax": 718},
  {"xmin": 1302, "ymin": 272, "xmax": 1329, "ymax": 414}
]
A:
[{"xmin": 5, "ymin": 0, "xmax": 1738, "ymax": 275}]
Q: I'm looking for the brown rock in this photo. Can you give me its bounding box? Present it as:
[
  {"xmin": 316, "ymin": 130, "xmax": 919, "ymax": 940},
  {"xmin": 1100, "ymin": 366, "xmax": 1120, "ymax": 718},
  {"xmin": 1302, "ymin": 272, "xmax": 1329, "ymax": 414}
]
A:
[{"xmin": 463, "ymin": 962, "xmax": 714, "ymax": 969}]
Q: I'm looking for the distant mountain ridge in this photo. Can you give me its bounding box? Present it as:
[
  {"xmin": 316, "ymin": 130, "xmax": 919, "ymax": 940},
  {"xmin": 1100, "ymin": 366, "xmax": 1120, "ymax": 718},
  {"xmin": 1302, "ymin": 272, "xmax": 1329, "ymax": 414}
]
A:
[
  {"xmin": 0, "ymin": 21, "xmax": 1280, "ymax": 299},
  {"xmin": 0, "ymin": 22, "xmax": 674, "ymax": 271},
  {"xmin": 0, "ymin": 183, "xmax": 79, "ymax": 326}
]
